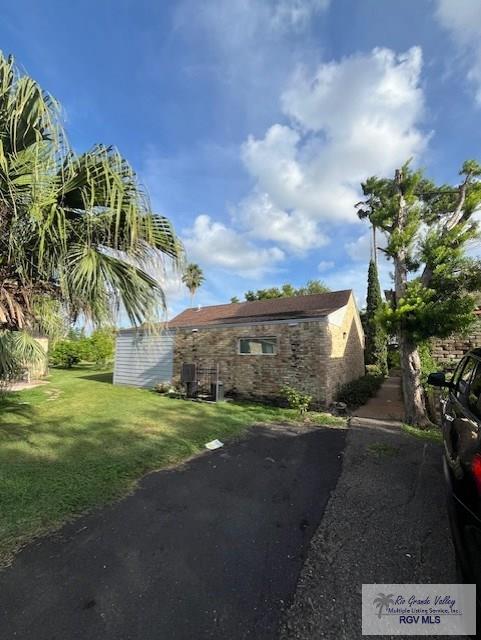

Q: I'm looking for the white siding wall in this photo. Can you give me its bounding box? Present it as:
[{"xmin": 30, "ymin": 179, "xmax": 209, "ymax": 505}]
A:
[{"xmin": 113, "ymin": 330, "xmax": 174, "ymax": 388}]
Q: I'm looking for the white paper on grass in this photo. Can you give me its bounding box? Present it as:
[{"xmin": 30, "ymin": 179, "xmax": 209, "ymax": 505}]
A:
[{"xmin": 205, "ymin": 439, "xmax": 224, "ymax": 450}]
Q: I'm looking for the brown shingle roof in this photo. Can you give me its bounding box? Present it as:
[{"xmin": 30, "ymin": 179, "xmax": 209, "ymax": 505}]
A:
[{"xmin": 168, "ymin": 290, "xmax": 352, "ymax": 328}]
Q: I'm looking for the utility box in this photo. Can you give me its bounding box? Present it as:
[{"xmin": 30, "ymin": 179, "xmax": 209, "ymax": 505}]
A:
[
  {"xmin": 215, "ymin": 381, "xmax": 224, "ymax": 402},
  {"xmin": 181, "ymin": 363, "xmax": 196, "ymax": 383}
]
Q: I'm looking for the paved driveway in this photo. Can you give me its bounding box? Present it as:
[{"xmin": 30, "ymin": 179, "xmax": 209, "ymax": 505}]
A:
[{"xmin": 0, "ymin": 423, "xmax": 346, "ymax": 640}]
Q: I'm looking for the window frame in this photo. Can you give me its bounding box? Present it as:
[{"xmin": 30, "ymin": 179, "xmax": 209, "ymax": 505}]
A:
[
  {"xmin": 237, "ymin": 336, "xmax": 278, "ymax": 356},
  {"xmin": 453, "ymin": 356, "xmax": 479, "ymax": 406},
  {"xmin": 466, "ymin": 359, "xmax": 481, "ymax": 418}
]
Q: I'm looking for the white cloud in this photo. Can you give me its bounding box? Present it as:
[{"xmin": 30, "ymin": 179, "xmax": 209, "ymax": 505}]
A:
[
  {"xmin": 435, "ymin": 0, "xmax": 481, "ymax": 105},
  {"xmin": 175, "ymin": 0, "xmax": 329, "ymax": 41},
  {"xmin": 235, "ymin": 191, "xmax": 328, "ymax": 253},
  {"xmin": 270, "ymin": 0, "xmax": 330, "ymax": 31},
  {"xmin": 182, "ymin": 214, "xmax": 285, "ymax": 278},
  {"xmin": 181, "ymin": 46, "xmax": 427, "ymax": 287},
  {"xmin": 318, "ymin": 260, "xmax": 334, "ymax": 272},
  {"xmin": 241, "ymin": 47, "xmax": 427, "ymax": 233}
]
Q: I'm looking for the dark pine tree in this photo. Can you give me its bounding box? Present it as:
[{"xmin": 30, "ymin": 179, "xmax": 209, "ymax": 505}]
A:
[{"xmin": 365, "ymin": 259, "xmax": 388, "ymax": 375}]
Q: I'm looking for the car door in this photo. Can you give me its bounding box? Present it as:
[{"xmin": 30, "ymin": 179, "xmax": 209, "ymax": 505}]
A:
[
  {"xmin": 446, "ymin": 356, "xmax": 481, "ymax": 592},
  {"xmin": 443, "ymin": 356, "xmax": 477, "ymax": 480}
]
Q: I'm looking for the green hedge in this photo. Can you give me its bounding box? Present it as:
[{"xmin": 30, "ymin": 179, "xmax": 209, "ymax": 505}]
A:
[{"xmin": 336, "ymin": 373, "xmax": 384, "ymax": 409}]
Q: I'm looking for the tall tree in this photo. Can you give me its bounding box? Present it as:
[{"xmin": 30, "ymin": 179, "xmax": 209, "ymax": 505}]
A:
[
  {"xmin": 364, "ymin": 259, "xmax": 388, "ymax": 375},
  {"xmin": 0, "ymin": 53, "xmax": 181, "ymax": 380},
  {"xmin": 182, "ymin": 263, "xmax": 205, "ymax": 307},
  {"xmin": 357, "ymin": 161, "xmax": 481, "ymax": 426}
]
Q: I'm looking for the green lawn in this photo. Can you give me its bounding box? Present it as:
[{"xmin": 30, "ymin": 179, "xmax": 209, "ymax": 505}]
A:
[{"xmin": 0, "ymin": 367, "xmax": 343, "ymax": 565}]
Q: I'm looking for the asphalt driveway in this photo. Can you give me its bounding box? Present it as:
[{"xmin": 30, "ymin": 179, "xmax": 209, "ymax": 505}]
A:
[{"xmin": 0, "ymin": 423, "xmax": 346, "ymax": 640}]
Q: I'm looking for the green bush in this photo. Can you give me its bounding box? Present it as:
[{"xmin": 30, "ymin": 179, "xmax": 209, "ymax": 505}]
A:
[
  {"xmin": 387, "ymin": 348, "xmax": 400, "ymax": 370},
  {"xmin": 336, "ymin": 374, "xmax": 384, "ymax": 409},
  {"xmin": 280, "ymin": 385, "xmax": 312, "ymax": 416},
  {"xmin": 365, "ymin": 364, "xmax": 383, "ymax": 376},
  {"xmin": 49, "ymin": 328, "xmax": 115, "ymax": 369},
  {"xmin": 88, "ymin": 329, "xmax": 115, "ymax": 367},
  {"xmin": 418, "ymin": 341, "xmax": 437, "ymax": 385},
  {"xmin": 49, "ymin": 340, "xmax": 81, "ymax": 368}
]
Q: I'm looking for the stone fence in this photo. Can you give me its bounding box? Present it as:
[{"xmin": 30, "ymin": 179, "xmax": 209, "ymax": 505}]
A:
[{"xmin": 430, "ymin": 319, "xmax": 481, "ymax": 367}]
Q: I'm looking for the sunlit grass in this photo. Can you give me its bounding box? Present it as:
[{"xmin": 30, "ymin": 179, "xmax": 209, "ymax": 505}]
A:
[{"xmin": 401, "ymin": 423, "xmax": 443, "ymax": 444}]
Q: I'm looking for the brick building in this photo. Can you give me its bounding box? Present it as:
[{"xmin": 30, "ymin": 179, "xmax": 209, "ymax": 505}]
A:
[{"xmin": 114, "ymin": 290, "xmax": 365, "ymax": 406}]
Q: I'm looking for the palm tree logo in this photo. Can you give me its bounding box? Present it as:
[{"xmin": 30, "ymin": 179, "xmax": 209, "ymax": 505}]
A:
[{"xmin": 373, "ymin": 593, "xmax": 395, "ymax": 618}]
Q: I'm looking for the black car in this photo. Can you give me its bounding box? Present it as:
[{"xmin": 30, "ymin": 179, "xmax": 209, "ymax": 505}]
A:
[{"xmin": 428, "ymin": 350, "xmax": 481, "ymax": 604}]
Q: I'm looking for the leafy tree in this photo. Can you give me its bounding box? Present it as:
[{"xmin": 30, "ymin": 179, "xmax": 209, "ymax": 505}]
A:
[
  {"xmin": 357, "ymin": 160, "xmax": 481, "ymax": 426},
  {"xmin": 364, "ymin": 260, "xmax": 388, "ymax": 375},
  {"xmin": 0, "ymin": 52, "xmax": 180, "ymax": 381},
  {"xmin": 296, "ymin": 280, "xmax": 332, "ymax": 295},
  {"xmin": 230, "ymin": 296, "xmax": 240, "ymax": 303},
  {"xmin": 89, "ymin": 328, "xmax": 116, "ymax": 366},
  {"xmin": 182, "ymin": 263, "xmax": 205, "ymax": 307},
  {"xmin": 241, "ymin": 280, "xmax": 330, "ymax": 301}
]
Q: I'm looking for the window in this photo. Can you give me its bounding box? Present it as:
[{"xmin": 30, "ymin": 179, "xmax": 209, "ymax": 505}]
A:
[
  {"xmin": 239, "ymin": 337, "xmax": 277, "ymax": 355},
  {"xmin": 455, "ymin": 357, "xmax": 477, "ymax": 401},
  {"xmin": 467, "ymin": 362, "xmax": 481, "ymax": 418}
]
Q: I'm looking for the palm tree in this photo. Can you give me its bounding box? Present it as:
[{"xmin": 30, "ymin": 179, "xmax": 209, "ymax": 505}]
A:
[
  {"xmin": 0, "ymin": 52, "xmax": 182, "ymax": 381},
  {"xmin": 373, "ymin": 593, "xmax": 395, "ymax": 619},
  {"xmin": 182, "ymin": 263, "xmax": 205, "ymax": 307}
]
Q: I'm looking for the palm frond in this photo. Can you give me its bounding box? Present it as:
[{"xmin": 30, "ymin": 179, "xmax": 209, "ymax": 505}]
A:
[
  {"xmin": 0, "ymin": 329, "xmax": 46, "ymax": 381},
  {"xmin": 0, "ymin": 51, "xmax": 182, "ymax": 382}
]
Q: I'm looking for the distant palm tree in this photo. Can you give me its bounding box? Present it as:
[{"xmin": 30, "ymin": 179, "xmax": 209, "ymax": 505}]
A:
[
  {"xmin": 0, "ymin": 52, "xmax": 181, "ymax": 381},
  {"xmin": 182, "ymin": 264, "xmax": 205, "ymax": 307},
  {"xmin": 373, "ymin": 593, "xmax": 395, "ymax": 619}
]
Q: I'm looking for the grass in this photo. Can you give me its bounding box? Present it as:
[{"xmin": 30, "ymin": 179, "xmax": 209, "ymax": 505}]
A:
[
  {"xmin": 401, "ymin": 423, "xmax": 443, "ymax": 444},
  {"xmin": 0, "ymin": 366, "xmax": 343, "ymax": 564}
]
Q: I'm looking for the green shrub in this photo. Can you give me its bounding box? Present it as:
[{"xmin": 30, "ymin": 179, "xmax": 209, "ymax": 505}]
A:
[
  {"xmin": 88, "ymin": 328, "xmax": 115, "ymax": 367},
  {"xmin": 366, "ymin": 364, "xmax": 383, "ymax": 376},
  {"xmin": 280, "ymin": 385, "xmax": 312, "ymax": 416},
  {"xmin": 49, "ymin": 328, "xmax": 115, "ymax": 369},
  {"xmin": 336, "ymin": 374, "xmax": 384, "ymax": 409},
  {"xmin": 387, "ymin": 348, "xmax": 400, "ymax": 370},
  {"xmin": 418, "ymin": 341, "xmax": 437, "ymax": 385},
  {"xmin": 49, "ymin": 340, "xmax": 81, "ymax": 368}
]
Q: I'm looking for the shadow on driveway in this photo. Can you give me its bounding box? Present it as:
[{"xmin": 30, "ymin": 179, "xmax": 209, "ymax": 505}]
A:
[{"xmin": 0, "ymin": 423, "xmax": 346, "ymax": 640}]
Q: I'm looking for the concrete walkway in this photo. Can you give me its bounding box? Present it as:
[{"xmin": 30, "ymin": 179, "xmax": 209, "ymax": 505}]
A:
[
  {"xmin": 281, "ymin": 372, "xmax": 457, "ymax": 639},
  {"xmin": 281, "ymin": 419, "xmax": 455, "ymax": 640},
  {"xmin": 352, "ymin": 371, "xmax": 405, "ymax": 423}
]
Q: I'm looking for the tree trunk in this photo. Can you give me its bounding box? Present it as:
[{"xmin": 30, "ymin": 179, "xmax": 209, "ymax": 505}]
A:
[
  {"xmin": 399, "ymin": 333, "xmax": 431, "ymax": 426},
  {"xmin": 393, "ymin": 168, "xmax": 431, "ymax": 427}
]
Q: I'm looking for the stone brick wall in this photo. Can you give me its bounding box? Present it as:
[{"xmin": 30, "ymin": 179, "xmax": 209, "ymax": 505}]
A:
[
  {"xmin": 325, "ymin": 298, "xmax": 365, "ymax": 401},
  {"xmin": 173, "ymin": 295, "xmax": 365, "ymax": 406},
  {"xmin": 173, "ymin": 320, "xmax": 329, "ymax": 404},
  {"xmin": 431, "ymin": 320, "xmax": 481, "ymax": 366}
]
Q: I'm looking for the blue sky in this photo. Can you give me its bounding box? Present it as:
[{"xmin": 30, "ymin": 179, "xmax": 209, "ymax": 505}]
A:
[{"xmin": 2, "ymin": 0, "xmax": 481, "ymax": 319}]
